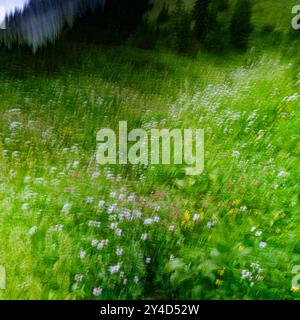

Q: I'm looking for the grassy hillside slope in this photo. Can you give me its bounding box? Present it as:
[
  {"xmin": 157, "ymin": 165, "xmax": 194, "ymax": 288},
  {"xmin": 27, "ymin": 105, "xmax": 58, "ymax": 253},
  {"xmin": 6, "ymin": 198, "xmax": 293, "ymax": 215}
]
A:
[{"xmin": 0, "ymin": 43, "xmax": 299, "ymax": 299}]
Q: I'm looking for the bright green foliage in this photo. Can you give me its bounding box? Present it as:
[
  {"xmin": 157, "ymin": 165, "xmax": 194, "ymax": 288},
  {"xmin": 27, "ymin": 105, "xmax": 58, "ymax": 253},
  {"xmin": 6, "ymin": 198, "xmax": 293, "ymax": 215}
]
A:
[{"xmin": 0, "ymin": 42, "xmax": 299, "ymax": 299}]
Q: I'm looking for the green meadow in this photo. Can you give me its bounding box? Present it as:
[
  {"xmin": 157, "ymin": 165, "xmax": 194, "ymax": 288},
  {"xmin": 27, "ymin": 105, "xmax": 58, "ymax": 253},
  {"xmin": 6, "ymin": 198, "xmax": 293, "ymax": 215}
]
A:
[{"xmin": 0, "ymin": 41, "xmax": 299, "ymax": 299}]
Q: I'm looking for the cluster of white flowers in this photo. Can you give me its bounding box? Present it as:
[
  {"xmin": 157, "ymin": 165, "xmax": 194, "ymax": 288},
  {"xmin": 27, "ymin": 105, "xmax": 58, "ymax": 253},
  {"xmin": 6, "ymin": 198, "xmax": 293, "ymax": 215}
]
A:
[{"xmin": 241, "ymin": 262, "xmax": 264, "ymax": 287}]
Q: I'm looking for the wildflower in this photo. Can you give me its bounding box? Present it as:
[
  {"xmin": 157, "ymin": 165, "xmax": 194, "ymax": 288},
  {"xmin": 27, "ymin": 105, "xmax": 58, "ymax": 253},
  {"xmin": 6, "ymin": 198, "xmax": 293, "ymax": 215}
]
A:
[
  {"xmin": 88, "ymin": 221, "xmax": 101, "ymax": 228},
  {"xmin": 12, "ymin": 151, "xmax": 20, "ymax": 158},
  {"xmin": 110, "ymin": 191, "xmax": 117, "ymax": 198},
  {"xmin": 98, "ymin": 200, "xmax": 105, "ymax": 208},
  {"xmin": 207, "ymin": 220, "xmax": 217, "ymax": 229},
  {"xmin": 232, "ymin": 199, "xmax": 241, "ymax": 206},
  {"xmin": 215, "ymin": 279, "xmax": 223, "ymax": 286},
  {"xmin": 134, "ymin": 210, "xmax": 142, "ymax": 218},
  {"xmin": 105, "ymin": 172, "xmax": 114, "ymax": 180},
  {"xmin": 259, "ymin": 241, "xmax": 267, "ymax": 249},
  {"xmin": 124, "ymin": 210, "xmax": 131, "ymax": 220},
  {"xmin": 93, "ymin": 287, "xmax": 103, "ymax": 296},
  {"xmin": 232, "ymin": 150, "xmax": 240, "ymax": 158},
  {"xmin": 118, "ymin": 194, "xmax": 125, "ymax": 201},
  {"xmin": 291, "ymin": 286, "xmax": 300, "ymax": 293},
  {"xmin": 97, "ymin": 242, "xmax": 104, "ymax": 250},
  {"xmin": 256, "ymin": 130, "xmax": 264, "ymax": 140},
  {"xmin": 273, "ymin": 183, "xmax": 279, "ymax": 189},
  {"xmin": 108, "ymin": 204, "xmax": 116, "ymax": 214},
  {"xmin": 282, "ymin": 93, "xmax": 299, "ymax": 102},
  {"xmin": 86, "ymin": 196, "xmax": 94, "ymax": 204},
  {"xmin": 169, "ymin": 225, "xmax": 175, "ymax": 232},
  {"xmin": 71, "ymin": 145, "xmax": 79, "ymax": 153},
  {"xmin": 218, "ymin": 268, "xmax": 225, "ymax": 276},
  {"xmin": 28, "ymin": 226, "xmax": 37, "ymax": 236},
  {"xmin": 9, "ymin": 108, "xmax": 21, "ymax": 114},
  {"xmin": 9, "ymin": 121, "xmax": 22, "ymax": 131},
  {"xmin": 273, "ymin": 212, "xmax": 280, "ymax": 221},
  {"xmin": 115, "ymin": 228, "xmax": 122, "ymax": 237},
  {"xmin": 22, "ymin": 203, "xmax": 30, "ymax": 211},
  {"xmin": 91, "ymin": 239, "xmax": 99, "ymax": 247},
  {"xmin": 73, "ymin": 161, "xmax": 79, "ymax": 169},
  {"xmin": 34, "ymin": 177, "xmax": 44, "ymax": 185},
  {"xmin": 51, "ymin": 225, "xmax": 64, "ymax": 232},
  {"xmin": 141, "ymin": 233, "xmax": 148, "ymax": 241},
  {"xmin": 39, "ymin": 129, "xmax": 50, "ymax": 139},
  {"xmin": 116, "ymin": 248, "xmax": 124, "ymax": 256},
  {"xmin": 110, "ymin": 222, "xmax": 118, "ymax": 230},
  {"xmin": 239, "ymin": 245, "xmax": 245, "ymax": 252},
  {"xmin": 74, "ymin": 274, "xmax": 84, "ymax": 282},
  {"xmin": 128, "ymin": 193, "xmax": 135, "ymax": 202},
  {"xmin": 193, "ymin": 214, "xmax": 200, "ymax": 221},
  {"xmin": 145, "ymin": 257, "xmax": 151, "ymax": 264},
  {"xmin": 183, "ymin": 211, "xmax": 190, "ymax": 222},
  {"xmin": 154, "ymin": 206, "xmax": 160, "ymax": 212},
  {"xmin": 49, "ymin": 167, "xmax": 57, "ymax": 174},
  {"xmin": 109, "ymin": 264, "xmax": 121, "ymax": 274},
  {"xmin": 255, "ymin": 231, "xmax": 262, "ymax": 237},
  {"xmin": 250, "ymin": 262, "xmax": 260, "ymax": 270},
  {"xmin": 109, "ymin": 214, "xmax": 117, "ymax": 221},
  {"xmin": 79, "ymin": 251, "xmax": 86, "ymax": 260},
  {"xmin": 241, "ymin": 270, "xmax": 252, "ymax": 280},
  {"xmin": 144, "ymin": 218, "xmax": 154, "ymax": 225},
  {"xmin": 240, "ymin": 206, "xmax": 248, "ymax": 212},
  {"xmin": 133, "ymin": 276, "xmax": 139, "ymax": 284},
  {"xmin": 62, "ymin": 203, "xmax": 72, "ymax": 213},
  {"xmin": 278, "ymin": 170, "xmax": 289, "ymax": 178},
  {"xmin": 153, "ymin": 216, "xmax": 160, "ymax": 223},
  {"xmin": 250, "ymin": 226, "xmax": 257, "ymax": 232},
  {"xmin": 91, "ymin": 172, "xmax": 100, "ymax": 180}
]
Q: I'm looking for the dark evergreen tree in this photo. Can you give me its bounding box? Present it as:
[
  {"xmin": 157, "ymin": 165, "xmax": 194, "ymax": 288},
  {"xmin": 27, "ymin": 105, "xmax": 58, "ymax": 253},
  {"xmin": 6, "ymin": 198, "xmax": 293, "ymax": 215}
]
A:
[
  {"xmin": 201, "ymin": 0, "xmax": 230, "ymax": 52},
  {"xmin": 173, "ymin": 0, "xmax": 191, "ymax": 53},
  {"xmin": 71, "ymin": 0, "xmax": 152, "ymax": 44},
  {"xmin": 157, "ymin": 2, "xmax": 169, "ymax": 24},
  {"xmin": 193, "ymin": 0, "xmax": 211, "ymax": 40},
  {"xmin": 230, "ymin": 0, "xmax": 253, "ymax": 50}
]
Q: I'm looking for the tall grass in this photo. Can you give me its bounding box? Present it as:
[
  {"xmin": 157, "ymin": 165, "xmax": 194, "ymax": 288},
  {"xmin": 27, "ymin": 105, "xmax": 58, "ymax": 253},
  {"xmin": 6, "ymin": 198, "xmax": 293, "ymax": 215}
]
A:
[{"xmin": 0, "ymin": 43, "xmax": 299, "ymax": 299}]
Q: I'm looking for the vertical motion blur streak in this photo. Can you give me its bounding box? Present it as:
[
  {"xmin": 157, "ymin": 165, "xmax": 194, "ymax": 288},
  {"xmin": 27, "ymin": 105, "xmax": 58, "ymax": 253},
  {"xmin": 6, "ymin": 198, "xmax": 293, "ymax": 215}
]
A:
[{"xmin": 0, "ymin": 0, "xmax": 106, "ymax": 50}]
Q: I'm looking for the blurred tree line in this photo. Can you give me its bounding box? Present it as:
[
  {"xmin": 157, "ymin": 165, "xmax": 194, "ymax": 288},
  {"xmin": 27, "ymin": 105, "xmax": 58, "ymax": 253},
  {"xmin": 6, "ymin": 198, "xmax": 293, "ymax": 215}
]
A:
[
  {"xmin": 68, "ymin": 0, "xmax": 254, "ymax": 54},
  {"xmin": 151, "ymin": 0, "xmax": 253, "ymax": 54}
]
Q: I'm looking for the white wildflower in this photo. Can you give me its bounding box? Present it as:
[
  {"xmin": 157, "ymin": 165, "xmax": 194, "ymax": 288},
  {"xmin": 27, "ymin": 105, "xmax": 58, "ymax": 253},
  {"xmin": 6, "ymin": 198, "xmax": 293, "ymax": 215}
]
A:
[
  {"xmin": 93, "ymin": 287, "xmax": 103, "ymax": 296},
  {"xmin": 61, "ymin": 203, "xmax": 72, "ymax": 213},
  {"xmin": 141, "ymin": 233, "xmax": 148, "ymax": 241},
  {"xmin": 259, "ymin": 241, "xmax": 267, "ymax": 249},
  {"xmin": 28, "ymin": 226, "xmax": 37, "ymax": 235}
]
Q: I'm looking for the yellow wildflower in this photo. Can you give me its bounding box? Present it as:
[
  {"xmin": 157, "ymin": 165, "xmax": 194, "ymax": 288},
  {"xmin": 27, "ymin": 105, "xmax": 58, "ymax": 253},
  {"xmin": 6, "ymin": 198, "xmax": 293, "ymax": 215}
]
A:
[
  {"xmin": 228, "ymin": 208, "xmax": 239, "ymax": 215},
  {"xmin": 239, "ymin": 245, "xmax": 245, "ymax": 252},
  {"xmin": 215, "ymin": 279, "xmax": 223, "ymax": 286},
  {"xmin": 291, "ymin": 286, "xmax": 300, "ymax": 293},
  {"xmin": 218, "ymin": 268, "xmax": 225, "ymax": 276},
  {"xmin": 232, "ymin": 199, "xmax": 241, "ymax": 207},
  {"xmin": 184, "ymin": 211, "xmax": 191, "ymax": 222}
]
